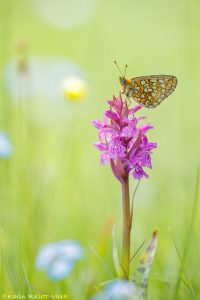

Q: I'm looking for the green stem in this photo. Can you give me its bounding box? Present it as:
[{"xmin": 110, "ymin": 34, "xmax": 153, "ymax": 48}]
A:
[{"xmin": 121, "ymin": 176, "xmax": 131, "ymax": 279}]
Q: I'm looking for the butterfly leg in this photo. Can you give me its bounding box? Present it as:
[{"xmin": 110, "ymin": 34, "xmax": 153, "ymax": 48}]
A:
[{"xmin": 124, "ymin": 94, "xmax": 131, "ymax": 106}]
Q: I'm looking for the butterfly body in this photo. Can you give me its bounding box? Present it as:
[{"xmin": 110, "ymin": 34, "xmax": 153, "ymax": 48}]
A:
[{"xmin": 119, "ymin": 75, "xmax": 177, "ymax": 108}]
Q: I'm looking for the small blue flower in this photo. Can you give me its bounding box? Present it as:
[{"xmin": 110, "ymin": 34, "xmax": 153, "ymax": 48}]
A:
[
  {"xmin": 0, "ymin": 132, "xmax": 12, "ymax": 158},
  {"xmin": 36, "ymin": 240, "xmax": 84, "ymax": 281},
  {"xmin": 90, "ymin": 280, "xmax": 139, "ymax": 300}
]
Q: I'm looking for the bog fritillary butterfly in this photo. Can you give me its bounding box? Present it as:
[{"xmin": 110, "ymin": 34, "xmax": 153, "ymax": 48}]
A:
[
  {"xmin": 120, "ymin": 75, "xmax": 177, "ymax": 108},
  {"xmin": 114, "ymin": 62, "xmax": 178, "ymax": 108}
]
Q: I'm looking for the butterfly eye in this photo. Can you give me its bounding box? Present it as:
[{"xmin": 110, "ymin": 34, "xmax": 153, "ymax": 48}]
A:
[{"xmin": 122, "ymin": 79, "xmax": 126, "ymax": 85}]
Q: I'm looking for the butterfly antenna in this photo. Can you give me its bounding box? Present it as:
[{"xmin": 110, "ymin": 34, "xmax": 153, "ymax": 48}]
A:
[
  {"xmin": 114, "ymin": 60, "xmax": 123, "ymax": 77},
  {"xmin": 124, "ymin": 64, "xmax": 128, "ymax": 77}
]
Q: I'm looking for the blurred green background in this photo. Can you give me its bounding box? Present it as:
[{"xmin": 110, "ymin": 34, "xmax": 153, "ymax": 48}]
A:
[{"xmin": 0, "ymin": 0, "xmax": 200, "ymax": 299}]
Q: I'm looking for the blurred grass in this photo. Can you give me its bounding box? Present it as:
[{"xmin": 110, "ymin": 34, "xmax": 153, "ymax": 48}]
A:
[{"xmin": 0, "ymin": 0, "xmax": 200, "ymax": 299}]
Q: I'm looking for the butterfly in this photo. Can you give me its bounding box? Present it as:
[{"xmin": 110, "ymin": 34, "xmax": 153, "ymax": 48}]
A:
[{"xmin": 114, "ymin": 61, "xmax": 177, "ymax": 108}]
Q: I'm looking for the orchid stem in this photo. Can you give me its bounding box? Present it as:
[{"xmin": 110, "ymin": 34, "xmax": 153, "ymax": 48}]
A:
[{"xmin": 121, "ymin": 176, "xmax": 131, "ymax": 279}]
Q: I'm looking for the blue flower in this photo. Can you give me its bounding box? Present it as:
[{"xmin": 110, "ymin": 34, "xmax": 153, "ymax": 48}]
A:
[
  {"xmin": 90, "ymin": 280, "xmax": 139, "ymax": 300},
  {"xmin": 36, "ymin": 240, "xmax": 84, "ymax": 281},
  {"xmin": 0, "ymin": 132, "xmax": 12, "ymax": 158}
]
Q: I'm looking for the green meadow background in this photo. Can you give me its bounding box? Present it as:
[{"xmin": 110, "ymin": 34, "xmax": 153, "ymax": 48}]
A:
[{"xmin": 0, "ymin": 0, "xmax": 200, "ymax": 299}]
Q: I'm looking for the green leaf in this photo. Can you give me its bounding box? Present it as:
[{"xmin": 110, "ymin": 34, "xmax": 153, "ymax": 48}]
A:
[
  {"xmin": 112, "ymin": 225, "xmax": 123, "ymax": 278},
  {"xmin": 133, "ymin": 230, "xmax": 158, "ymax": 300}
]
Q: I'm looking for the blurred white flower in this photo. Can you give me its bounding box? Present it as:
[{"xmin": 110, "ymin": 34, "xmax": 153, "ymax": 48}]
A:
[
  {"xmin": 90, "ymin": 280, "xmax": 139, "ymax": 300},
  {"xmin": 5, "ymin": 57, "xmax": 86, "ymax": 101},
  {"xmin": 61, "ymin": 76, "xmax": 88, "ymax": 101},
  {"xmin": 42, "ymin": 58, "xmax": 87, "ymax": 102},
  {"xmin": 5, "ymin": 57, "xmax": 88, "ymax": 124},
  {"xmin": 36, "ymin": 240, "xmax": 84, "ymax": 281},
  {"xmin": 0, "ymin": 133, "xmax": 13, "ymax": 158},
  {"xmin": 32, "ymin": 0, "xmax": 100, "ymax": 29}
]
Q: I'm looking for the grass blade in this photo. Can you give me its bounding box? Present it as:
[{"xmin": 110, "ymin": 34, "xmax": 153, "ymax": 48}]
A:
[
  {"xmin": 112, "ymin": 225, "xmax": 123, "ymax": 278},
  {"xmin": 171, "ymin": 167, "xmax": 199, "ymax": 300},
  {"xmin": 172, "ymin": 237, "xmax": 196, "ymax": 300}
]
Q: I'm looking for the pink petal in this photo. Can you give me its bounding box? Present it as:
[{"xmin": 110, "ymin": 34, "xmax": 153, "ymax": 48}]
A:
[
  {"xmin": 93, "ymin": 142, "xmax": 107, "ymax": 151},
  {"xmin": 128, "ymin": 105, "xmax": 142, "ymax": 114},
  {"xmin": 92, "ymin": 120, "xmax": 104, "ymax": 129},
  {"xmin": 140, "ymin": 124, "xmax": 154, "ymax": 134},
  {"xmin": 105, "ymin": 110, "xmax": 119, "ymax": 121}
]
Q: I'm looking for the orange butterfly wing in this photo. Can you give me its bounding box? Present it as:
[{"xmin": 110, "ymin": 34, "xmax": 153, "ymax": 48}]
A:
[{"xmin": 130, "ymin": 75, "xmax": 177, "ymax": 108}]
